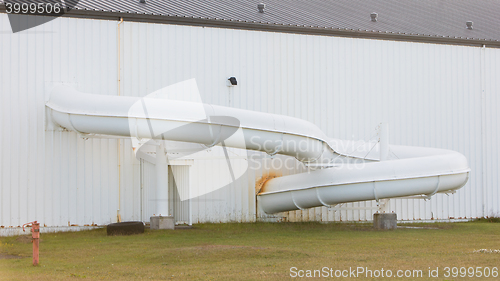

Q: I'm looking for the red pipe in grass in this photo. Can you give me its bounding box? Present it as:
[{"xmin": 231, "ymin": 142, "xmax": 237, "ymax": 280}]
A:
[{"xmin": 22, "ymin": 221, "xmax": 40, "ymax": 266}]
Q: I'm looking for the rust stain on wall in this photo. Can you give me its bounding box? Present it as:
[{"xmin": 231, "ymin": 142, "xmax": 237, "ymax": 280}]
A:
[{"xmin": 255, "ymin": 171, "xmax": 280, "ymax": 195}]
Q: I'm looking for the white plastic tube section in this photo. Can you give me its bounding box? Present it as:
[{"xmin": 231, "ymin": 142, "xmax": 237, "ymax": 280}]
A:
[
  {"xmin": 155, "ymin": 143, "xmax": 169, "ymax": 216},
  {"xmin": 46, "ymin": 86, "xmax": 470, "ymax": 214},
  {"xmin": 260, "ymin": 145, "xmax": 469, "ymax": 213},
  {"xmin": 46, "ymin": 86, "xmax": 336, "ymax": 164}
]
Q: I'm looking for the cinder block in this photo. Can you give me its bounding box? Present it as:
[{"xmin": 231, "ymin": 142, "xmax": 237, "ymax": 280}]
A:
[
  {"xmin": 150, "ymin": 216, "xmax": 175, "ymax": 230},
  {"xmin": 373, "ymin": 213, "xmax": 397, "ymax": 230}
]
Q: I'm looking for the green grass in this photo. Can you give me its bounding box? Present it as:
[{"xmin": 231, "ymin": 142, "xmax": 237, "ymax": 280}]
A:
[{"xmin": 1, "ymin": 221, "xmax": 500, "ymax": 280}]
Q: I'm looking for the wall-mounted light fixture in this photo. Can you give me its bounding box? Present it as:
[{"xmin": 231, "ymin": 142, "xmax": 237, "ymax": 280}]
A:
[{"xmin": 227, "ymin": 77, "xmax": 237, "ymax": 86}]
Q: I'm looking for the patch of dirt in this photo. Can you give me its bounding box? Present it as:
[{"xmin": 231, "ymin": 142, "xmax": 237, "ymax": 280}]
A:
[
  {"xmin": 473, "ymin": 249, "xmax": 500, "ymax": 253},
  {"xmin": 398, "ymin": 226, "xmax": 441, "ymax": 230},
  {"xmin": 0, "ymin": 253, "xmax": 23, "ymax": 260},
  {"xmin": 176, "ymin": 245, "xmax": 268, "ymax": 251},
  {"xmin": 344, "ymin": 225, "xmax": 378, "ymax": 231},
  {"xmin": 174, "ymin": 225, "xmax": 194, "ymax": 229},
  {"xmin": 15, "ymin": 235, "xmax": 43, "ymax": 244},
  {"xmin": 199, "ymin": 245, "xmax": 267, "ymax": 250},
  {"xmin": 15, "ymin": 235, "xmax": 33, "ymax": 244}
]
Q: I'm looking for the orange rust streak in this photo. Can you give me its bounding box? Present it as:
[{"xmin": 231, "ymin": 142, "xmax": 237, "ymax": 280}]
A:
[{"xmin": 255, "ymin": 171, "xmax": 280, "ymax": 195}]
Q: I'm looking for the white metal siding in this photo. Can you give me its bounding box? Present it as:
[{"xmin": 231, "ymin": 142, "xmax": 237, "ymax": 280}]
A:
[
  {"xmin": 1, "ymin": 14, "xmax": 500, "ymax": 230},
  {"xmin": 484, "ymin": 48, "xmax": 500, "ymax": 218},
  {"xmin": 140, "ymin": 159, "xmax": 156, "ymax": 222},
  {"xmin": 118, "ymin": 21, "xmax": 497, "ymax": 221},
  {"xmin": 1, "ymin": 15, "xmax": 121, "ymax": 228},
  {"xmin": 188, "ymin": 147, "xmax": 254, "ymax": 223},
  {"xmin": 170, "ymin": 165, "xmax": 190, "ymax": 224}
]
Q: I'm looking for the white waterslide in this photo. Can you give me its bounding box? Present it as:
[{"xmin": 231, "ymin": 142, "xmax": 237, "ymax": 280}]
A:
[{"xmin": 46, "ymin": 86, "xmax": 470, "ymax": 214}]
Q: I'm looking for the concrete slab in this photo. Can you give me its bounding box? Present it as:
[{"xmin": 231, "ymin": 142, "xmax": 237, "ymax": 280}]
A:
[
  {"xmin": 373, "ymin": 213, "xmax": 397, "ymax": 230},
  {"xmin": 150, "ymin": 216, "xmax": 175, "ymax": 230}
]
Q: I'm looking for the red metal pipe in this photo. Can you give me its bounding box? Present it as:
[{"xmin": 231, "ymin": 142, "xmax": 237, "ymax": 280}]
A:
[{"xmin": 22, "ymin": 221, "xmax": 40, "ymax": 266}]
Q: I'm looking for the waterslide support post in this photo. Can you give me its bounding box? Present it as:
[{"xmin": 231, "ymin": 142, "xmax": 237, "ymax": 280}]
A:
[
  {"xmin": 373, "ymin": 123, "xmax": 396, "ymax": 228},
  {"xmin": 156, "ymin": 143, "xmax": 169, "ymax": 215},
  {"xmin": 377, "ymin": 123, "xmax": 391, "ymax": 213},
  {"xmin": 150, "ymin": 142, "xmax": 175, "ymax": 229}
]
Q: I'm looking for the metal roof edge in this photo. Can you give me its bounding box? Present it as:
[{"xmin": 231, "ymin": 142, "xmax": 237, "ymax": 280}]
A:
[{"xmin": 1, "ymin": 8, "xmax": 500, "ymax": 48}]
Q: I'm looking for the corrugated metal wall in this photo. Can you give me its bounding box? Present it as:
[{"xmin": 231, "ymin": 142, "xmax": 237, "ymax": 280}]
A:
[
  {"xmin": 118, "ymin": 20, "xmax": 499, "ymax": 222},
  {"xmin": 0, "ymin": 14, "xmax": 121, "ymax": 228},
  {"xmin": 169, "ymin": 165, "xmax": 190, "ymax": 224},
  {"xmin": 140, "ymin": 159, "xmax": 156, "ymax": 222},
  {"xmin": 484, "ymin": 48, "xmax": 500, "ymax": 218},
  {"xmin": 186, "ymin": 147, "xmax": 254, "ymax": 223},
  {"xmin": 1, "ymin": 14, "xmax": 499, "ymax": 229}
]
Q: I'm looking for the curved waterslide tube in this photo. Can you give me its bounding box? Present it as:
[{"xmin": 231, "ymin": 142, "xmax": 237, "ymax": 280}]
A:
[
  {"xmin": 46, "ymin": 86, "xmax": 470, "ymax": 214},
  {"xmin": 260, "ymin": 145, "xmax": 469, "ymax": 213}
]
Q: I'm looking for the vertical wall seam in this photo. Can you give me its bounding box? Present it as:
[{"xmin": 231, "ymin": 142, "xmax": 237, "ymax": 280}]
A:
[
  {"xmin": 480, "ymin": 45, "xmax": 487, "ymax": 217},
  {"xmin": 116, "ymin": 17, "xmax": 124, "ymax": 223}
]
